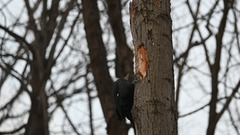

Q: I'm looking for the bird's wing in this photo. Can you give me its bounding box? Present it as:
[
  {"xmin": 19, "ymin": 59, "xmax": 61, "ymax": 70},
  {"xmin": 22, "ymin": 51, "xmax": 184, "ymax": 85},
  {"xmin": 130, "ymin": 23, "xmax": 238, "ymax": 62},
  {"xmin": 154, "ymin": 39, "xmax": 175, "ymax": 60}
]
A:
[{"xmin": 112, "ymin": 81, "xmax": 124, "ymax": 121}]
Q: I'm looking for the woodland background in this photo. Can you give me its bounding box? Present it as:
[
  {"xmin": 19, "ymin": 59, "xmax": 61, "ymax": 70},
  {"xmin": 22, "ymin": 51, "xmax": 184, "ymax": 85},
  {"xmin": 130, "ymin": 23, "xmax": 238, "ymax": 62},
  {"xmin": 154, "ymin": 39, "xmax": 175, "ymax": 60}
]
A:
[{"xmin": 0, "ymin": 0, "xmax": 240, "ymax": 135}]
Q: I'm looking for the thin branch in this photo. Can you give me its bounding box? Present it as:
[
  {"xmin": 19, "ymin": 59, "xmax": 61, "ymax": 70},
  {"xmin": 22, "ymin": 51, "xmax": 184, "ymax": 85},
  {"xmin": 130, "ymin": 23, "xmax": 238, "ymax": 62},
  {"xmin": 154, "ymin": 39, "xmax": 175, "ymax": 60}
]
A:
[
  {"xmin": 216, "ymin": 79, "xmax": 240, "ymax": 122},
  {"xmin": 179, "ymin": 102, "xmax": 210, "ymax": 118},
  {"xmin": 175, "ymin": 0, "xmax": 202, "ymax": 113},
  {"xmin": 24, "ymin": 0, "xmax": 39, "ymax": 36},
  {"xmin": 0, "ymin": 124, "xmax": 26, "ymax": 135},
  {"xmin": 0, "ymin": 85, "xmax": 24, "ymax": 111},
  {"xmin": 0, "ymin": 63, "xmax": 30, "ymax": 95},
  {"xmin": 44, "ymin": 0, "xmax": 60, "ymax": 46},
  {"xmin": 232, "ymin": 5, "xmax": 240, "ymax": 55},
  {"xmin": 0, "ymin": 24, "xmax": 33, "ymax": 53},
  {"xmin": 60, "ymin": 104, "xmax": 81, "ymax": 135},
  {"xmin": 54, "ymin": 11, "xmax": 81, "ymax": 62},
  {"xmin": 47, "ymin": 0, "xmax": 76, "ymax": 71},
  {"xmin": 205, "ymin": 0, "xmax": 220, "ymax": 36},
  {"xmin": 227, "ymin": 108, "xmax": 240, "ymax": 135}
]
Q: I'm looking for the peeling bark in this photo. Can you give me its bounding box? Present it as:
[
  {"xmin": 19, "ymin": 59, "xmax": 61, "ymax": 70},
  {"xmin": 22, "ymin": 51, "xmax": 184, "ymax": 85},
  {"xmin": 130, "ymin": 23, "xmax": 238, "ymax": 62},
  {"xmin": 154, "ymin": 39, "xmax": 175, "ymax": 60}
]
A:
[{"xmin": 136, "ymin": 45, "xmax": 149, "ymax": 80}]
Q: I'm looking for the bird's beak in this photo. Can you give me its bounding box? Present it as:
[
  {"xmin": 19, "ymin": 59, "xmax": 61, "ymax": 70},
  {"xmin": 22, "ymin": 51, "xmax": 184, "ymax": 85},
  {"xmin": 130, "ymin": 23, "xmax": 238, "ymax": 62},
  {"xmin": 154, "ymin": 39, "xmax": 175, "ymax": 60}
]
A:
[{"xmin": 124, "ymin": 73, "xmax": 130, "ymax": 80}]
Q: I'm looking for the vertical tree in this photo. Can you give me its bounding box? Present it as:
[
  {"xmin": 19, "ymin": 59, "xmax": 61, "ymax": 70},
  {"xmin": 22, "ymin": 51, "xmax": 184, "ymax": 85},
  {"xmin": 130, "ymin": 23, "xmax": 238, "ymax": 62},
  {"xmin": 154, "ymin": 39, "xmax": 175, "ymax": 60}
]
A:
[
  {"xmin": 206, "ymin": 1, "xmax": 235, "ymax": 134},
  {"xmin": 130, "ymin": 0, "xmax": 177, "ymax": 134},
  {"xmin": 105, "ymin": 0, "xmax": 134, "ymax": 80},
  {"xmin": 82, "ymin": 0, "xmax": 132, "ymax": 134},
  {"xmin": 0, "ymin": 1, "xmax": 80, "ymax": 134},
  {"xmin": 1, "ymin": 0, "xmax": 135, "ymax": 134}
]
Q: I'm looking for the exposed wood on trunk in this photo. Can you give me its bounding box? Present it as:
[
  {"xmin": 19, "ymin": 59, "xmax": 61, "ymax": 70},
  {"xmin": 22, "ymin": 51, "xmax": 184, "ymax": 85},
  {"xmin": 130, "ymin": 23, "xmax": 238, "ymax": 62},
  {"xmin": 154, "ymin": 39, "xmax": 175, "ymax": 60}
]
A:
[{"xmin": 136, "ymin": 45, "xmax": 149, "ymax": 80}]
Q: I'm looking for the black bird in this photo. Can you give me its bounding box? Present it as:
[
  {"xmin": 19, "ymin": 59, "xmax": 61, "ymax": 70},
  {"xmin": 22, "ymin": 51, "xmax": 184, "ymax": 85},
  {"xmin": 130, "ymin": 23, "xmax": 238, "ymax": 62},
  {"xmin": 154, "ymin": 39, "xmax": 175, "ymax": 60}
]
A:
[{"xmin": 112, "ymin": 75, "xmax": 134, "ymax": 124}]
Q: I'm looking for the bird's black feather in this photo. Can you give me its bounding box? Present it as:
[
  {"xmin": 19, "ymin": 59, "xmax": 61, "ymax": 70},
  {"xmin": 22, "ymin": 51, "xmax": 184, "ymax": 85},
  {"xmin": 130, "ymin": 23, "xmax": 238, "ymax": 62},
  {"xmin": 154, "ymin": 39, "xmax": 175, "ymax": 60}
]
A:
[{"xmin": 112, "ymin": 78, "xmax": 134, "ymax": 122}]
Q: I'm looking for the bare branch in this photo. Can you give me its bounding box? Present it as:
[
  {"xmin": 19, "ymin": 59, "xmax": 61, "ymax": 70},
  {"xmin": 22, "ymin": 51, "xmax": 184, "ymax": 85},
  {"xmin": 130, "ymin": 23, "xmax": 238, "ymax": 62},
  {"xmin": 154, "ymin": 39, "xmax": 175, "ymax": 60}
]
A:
[
  {"xmin": 24, "ymin": 0, "xmax": 39, "ymax": 36},
  {"xmin": 179, "ymin": 102, "xmax": 210, "ymax": 118},
  {"xmin": 47, "ymin": 1, "xmax": 79, "ymax": 71},
  {"xmin": 60, "ymin": 104, "xmax": 81, "ymax": 135},
  {"xmin": 216, "ymin": 79, "xmax": 240, "ymax": 121},
  {"xmin": 0, "ymin": 124, "xmax": 26, "ymax": 135},
  {"xmin": 0, "ymin": 24, "xmax": 33, "ymax": 53},
  {"xmin": 227, "ymin": 108, "xmax": 240, "ymax": 135}
]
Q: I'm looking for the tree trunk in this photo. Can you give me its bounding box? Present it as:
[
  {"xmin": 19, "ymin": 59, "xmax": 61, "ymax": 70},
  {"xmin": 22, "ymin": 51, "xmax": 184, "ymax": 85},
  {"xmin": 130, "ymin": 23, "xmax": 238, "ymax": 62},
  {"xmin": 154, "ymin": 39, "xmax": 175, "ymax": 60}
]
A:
[
  {"xmin": 130, "ymin": 0, "xmax": 177, "ymax": 134},
  {"xmin": 25, "ymin": 52, "xmax": 49, "ymax": 135},
  {"xmin": 82, "ymin": 0, "xmax": 129, "ymax": 134},
  {"xmin": 105, "ymin": 0, "xmax": 134, "ymax": 80},
  {"xmin": 25, "ymin": 89, "xmax": 48, "ymax": 135}
]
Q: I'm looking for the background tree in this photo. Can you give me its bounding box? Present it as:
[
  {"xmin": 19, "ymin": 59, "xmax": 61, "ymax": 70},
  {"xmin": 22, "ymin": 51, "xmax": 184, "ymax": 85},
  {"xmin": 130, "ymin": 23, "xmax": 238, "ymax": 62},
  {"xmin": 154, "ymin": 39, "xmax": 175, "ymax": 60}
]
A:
[
  {"xmin": 0, "ymin": 0, "xmax": 133, "ymax": 134},
  {"xmin": 1, "ymin": 1, "xmax": 79, "ymax": 135},
  {"xmin": 82, "ymin": 0, "xmax": 132, "ymax": 134},
  {"xmin": 173, "ymin": 0, "xmax": 240, "ymax": 135}
]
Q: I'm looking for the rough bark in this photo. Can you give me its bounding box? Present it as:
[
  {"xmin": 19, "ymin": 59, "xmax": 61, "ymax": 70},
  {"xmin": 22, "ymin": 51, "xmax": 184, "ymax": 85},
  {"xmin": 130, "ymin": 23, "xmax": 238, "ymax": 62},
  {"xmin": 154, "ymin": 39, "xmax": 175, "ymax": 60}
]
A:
[
  {"xmin": 82, "ymin": 0, "xmax": 128, "ymax": 135},
  {"xmin": 130, "ymin": 0, "xmax": 177, "ymax": 134},
  {"xmin": 105, "ymin": 0, "xmax": 134, "ymax": 80}
]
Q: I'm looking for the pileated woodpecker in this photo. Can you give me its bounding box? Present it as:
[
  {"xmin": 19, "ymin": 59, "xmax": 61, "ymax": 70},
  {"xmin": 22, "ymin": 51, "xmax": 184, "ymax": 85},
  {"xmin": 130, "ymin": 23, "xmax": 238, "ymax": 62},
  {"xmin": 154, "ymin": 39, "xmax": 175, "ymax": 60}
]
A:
[{"xmin": 112, "ymin": 74, "xmax": 135, "ymax": 126}]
